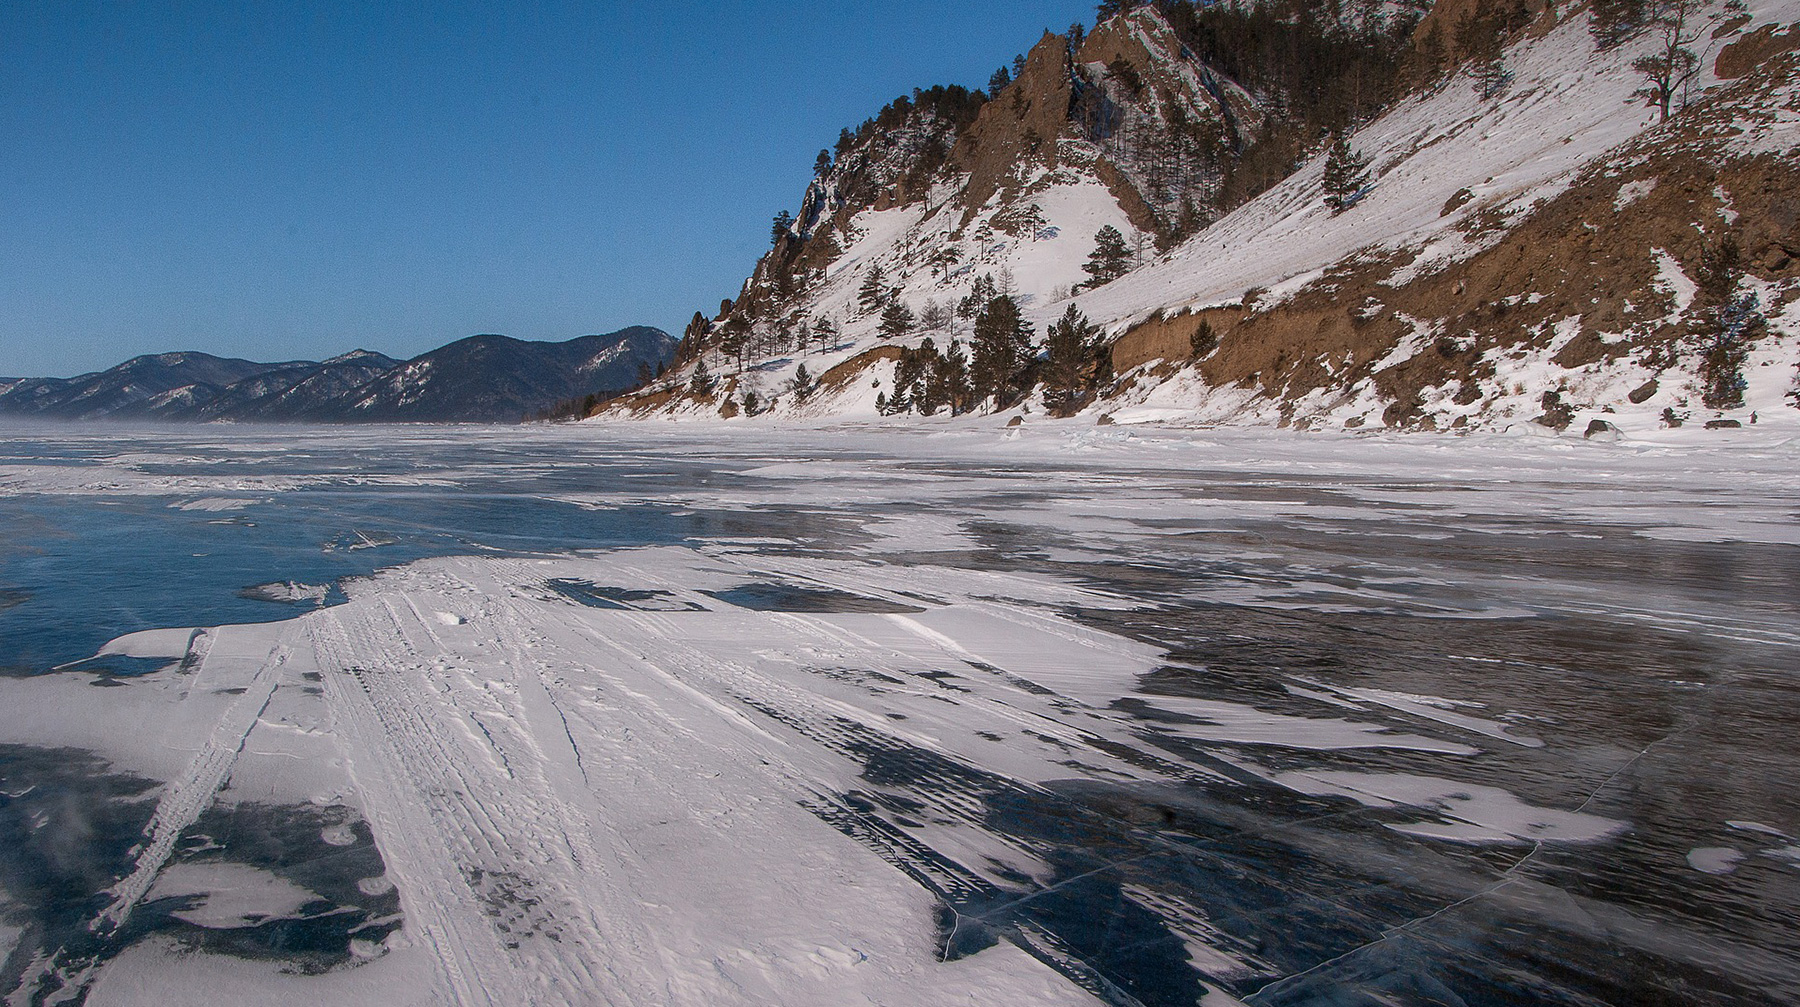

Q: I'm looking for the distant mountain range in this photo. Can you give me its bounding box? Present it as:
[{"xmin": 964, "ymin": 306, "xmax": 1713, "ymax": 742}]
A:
[{"xmin": 0, "ymin": 328, "xmax": 676, "ymax": 423}]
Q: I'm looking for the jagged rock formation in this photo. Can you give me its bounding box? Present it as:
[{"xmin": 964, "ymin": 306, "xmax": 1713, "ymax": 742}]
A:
[{"xmin": 1, "ymin": 329, "xmax": 675, "ymax": 424}]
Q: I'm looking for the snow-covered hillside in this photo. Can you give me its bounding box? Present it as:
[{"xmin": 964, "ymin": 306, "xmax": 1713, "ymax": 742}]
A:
[{"xmin": 603, "ymin": 1, "xmax": 1800, "ymax": 437}]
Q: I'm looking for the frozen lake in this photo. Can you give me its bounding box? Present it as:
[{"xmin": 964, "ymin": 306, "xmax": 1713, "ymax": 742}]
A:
[{"xmin": 0, "ymin": 421, "xmax": 1796, "ymax": 1006}]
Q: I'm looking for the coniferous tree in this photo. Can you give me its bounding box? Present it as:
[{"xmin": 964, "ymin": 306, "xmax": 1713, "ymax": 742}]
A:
[
  {"xmin": 790, "ymin": 363, "xmax": 815, "ymax": 403},
  {"xmin": 1697, "ymin": 236, "xmax": 1762, "ymax": 410},
  {"xmin": 689, "ymin": 360, "xmax": 715, "ymax": 397},
  {"xmin": 814, "ymin": 149, "xmax": 833, "ymax": 176},
  {"xmin": 970, "ymin": 295, "xmax": 1034, "ymax": 410},
  {"xmin": 1591, "ymin": 0, "xmax": 1650, "ymax": 49},
  {"xmin": 1189, "ymin": 319, "xmax": 1219, "ymax": 358},
  {"xmin": 771, "ymin": 211, "xmax": 794, "ymax": 244},
  {"xmin": 1043, "ymin": 304, "xmax": 1099, "ymax": 416},
  {"xmin": 1413, "ymin": 20, "xmax": 1448, "ymax": 84},
  {"xmin": 1474, "ymin": 51, "xmax": 1514, "ymax": 100},
  {"xmin": 814, "ymin": 316, "xmax": 840, "ymax": 349},
  {"xmin": 988, "ymin": 66, "xmax": 1012, "ymax": 95},
  {"xmin": 1083, "ymin": 226, "xmax": 1132, "ymax": 287},
  {"xmin": 880, "ymin": 300, "xmax": 915, "ymax": 339},
  {"xmin": 958, "ymin": 273, "xmax": 999, "ymax": 319},
  {"xmin": 858, "ymin": 265, "xmax": 888, "ymax": 315},
  {"xmin": 1322, "ymin": 134, "xmax": 1371, "ymax": 214},
  {"xmin": 919, "ymin": 299, "xmax": 953, "ymax": 332},
  {"xmin": 942, "ymin": 339, "xmax": 972, "ymax": 415},
  {"xmin": 1097, "ymin": 0, "xmax": 1140, "ymax": 22},
  {"xmin": 720, "ymin": 317, "xmax": 751, "ymax": 372}
]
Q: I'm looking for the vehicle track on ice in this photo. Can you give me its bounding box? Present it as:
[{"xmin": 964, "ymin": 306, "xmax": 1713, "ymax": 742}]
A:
[
  {"xmin": 93, "ymin": 627, "xmax": 280, "ymax": 935},
  {"xmin": 308, "ymin": 593, "xmax": 654, "ymax": 1007}
]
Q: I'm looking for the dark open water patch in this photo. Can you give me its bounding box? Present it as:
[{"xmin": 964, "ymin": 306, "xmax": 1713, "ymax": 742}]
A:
[
  {"xmin": 0, "ymin": 745, "xmax": 164, "ymax": 1004},
  {"xmin": 545, "ymin": 579, "xmax": 701, "ymax": 611},
  {"xmin": 0, "ymin": 745, "xmax": 397, "ymax": 1003},
  {"xmin": 705, "ymin": 581, "xmax": 924, "ymax": 614},
  {"xmin": 152, "ymin": 801, "xmax": 401, "ymax": 972}
]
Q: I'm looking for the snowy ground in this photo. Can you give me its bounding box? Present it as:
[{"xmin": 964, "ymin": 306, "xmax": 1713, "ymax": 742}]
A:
[{"xmin": 0, "ymin": 421, "xmax": 1797, "ymax": 1005}]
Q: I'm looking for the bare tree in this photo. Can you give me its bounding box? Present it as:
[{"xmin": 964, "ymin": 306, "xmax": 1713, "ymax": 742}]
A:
[
  {"xmin": 918, "ymin": 299, "xmax": 953, "ymax": 332},
  {"xmin": 1634, "ymin": 0, "xmax": 1746, "ymax": 122}
]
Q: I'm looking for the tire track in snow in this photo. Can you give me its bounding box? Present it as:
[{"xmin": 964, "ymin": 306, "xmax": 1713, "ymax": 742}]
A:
[
  {"xmin": 310, "ymin": 589, "xmax": 654, "ymax": 1005},
  {"xmin": 93, "ymin": 629, "xmax": 285, "ymax": 935}
]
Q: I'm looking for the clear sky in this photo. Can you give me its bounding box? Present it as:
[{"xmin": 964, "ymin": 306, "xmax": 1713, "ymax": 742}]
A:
[{"xmin": 2, "ymin": 1, "xmax": 1096, "ymax": 378}]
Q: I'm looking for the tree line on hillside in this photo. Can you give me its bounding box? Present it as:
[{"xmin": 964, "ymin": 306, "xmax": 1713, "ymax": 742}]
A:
[{"xmin": 875, "ymin": 299, "xmax": 1112, "ymax": 419}]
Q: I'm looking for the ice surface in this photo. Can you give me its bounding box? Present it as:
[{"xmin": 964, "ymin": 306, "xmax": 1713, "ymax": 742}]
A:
[
  {"xmin": 0, "ymin": 422, "xmax": 1795, "ymax": 1005},
  {"xmin": 147, "ymin": 862, "xmax": 324, "ymax": 929},
  {"xmin": 1688, "ymin": 847, "xmax": 1746, "ymax": 875}
]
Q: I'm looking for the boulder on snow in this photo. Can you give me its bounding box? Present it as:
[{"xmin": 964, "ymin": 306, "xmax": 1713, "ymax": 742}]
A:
[
  {"xmin": 1705, "ymin": 419, "xmax": 1743, "ymax": 430},
  {"xmin": 1583, "ymin": 419, "xmax": 1621, "ymax": 441},
  {"xmin": 1096, "ymin": 414, "xmax": 1116, "ymax": 426},
  {"xmin": 1006, "ymin": 416, "xmax": 1024, "ymax": 427},
  {"xmin": 1628, "ymin": 380, "xmax": 1659, "ymax": 404}
]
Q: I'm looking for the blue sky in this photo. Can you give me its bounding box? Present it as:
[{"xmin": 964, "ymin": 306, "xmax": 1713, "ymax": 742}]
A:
[{"xmin": 1, "ymin": 1, "xmax": 1096, "ymax": 378}]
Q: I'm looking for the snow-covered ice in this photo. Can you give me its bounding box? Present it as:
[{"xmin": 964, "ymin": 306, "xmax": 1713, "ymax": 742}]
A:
[{"xmin": 0, "ymin": 421, "xmax": 1796, "ymax": 1005}]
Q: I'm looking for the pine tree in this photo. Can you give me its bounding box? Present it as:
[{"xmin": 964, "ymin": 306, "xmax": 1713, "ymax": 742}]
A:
[
  {"xmin": 1322, "ymin": 134, "xmax": 1371, "ymax": 214},
  {"xmin": 858, "ymin": 265, "xmax": 888, "ymax": 315},
  {"xmin": 1697, "ymin": 236, "xmax": 1763, "ymax": 410},
  {"xmin": 1044, "ymin": 304, "xmax": 1098, "ymax": 416},
  {"xmin": 719, "ymin": 317, "xmax": 751, "ymax": 372},
  {"xmin": 1414, "ymin": 21, "xmax": 1447, "ymax": 83},
  {"xmin": 880, "ymin": 300, "xmax": 915, "ymax": 340},
  {"xmin": 1189, "ymin": 319, "xmax": 1218, "ymax": 358},
  {"xmin": 970, "ymin": 295, "xmax": 1034, "ymax": 410},
  {"xmin": 1083, "ymin": 226, "xmax": 1132, "ymax": 287},
  {"xmin": 958, "ymin": 273, "xmax": 998, "ymax": 319},
  {"xmin": 1474, "ymin": 52, "xmax": 1514, "ymax": 100},
  {"xmin": 1591, "ymin": 0, "xmax": 1650, "ymax": 49},
  {"xmin": 771, "ymin": 211, "xmax": 794, "ymax": 245},
  {"xmin": 942, "ymin": 339, "xmax": 972, "ymax": 415},
  {"xmin": 988, "ymin": 66, "xmax": 1012, "ymax": 95},
  {"xmin": 814, "ymin": 316, "xmax": 839, "ymax": 349},
  {"xmin": 790, "ymin": 363, "xmax": 815, "ymax": 403},
  {"xmin": 1097, "ymin": 0, "xmax": 1140, "ymax": 22},
  {"xmin": 814, "ymin": 149, "xmax": 833, "ymax": 176},
  {"xmin": 689, "ymin": 360, "xmax": 715, "ymax": 397}
]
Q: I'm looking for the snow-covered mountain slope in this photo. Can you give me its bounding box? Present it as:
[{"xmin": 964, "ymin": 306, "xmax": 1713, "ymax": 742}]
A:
[
  {"xmin": 603, "ymin": 1, "xmax": 1800, "ymax": 437},
  {"xmin": 605, "ymin": 6, "xmax": 1279, "ymax": 423},
  {"xmin": 1087, "ymin": 0, "xmax": 1800, "ymax": 434},
  {"xmin": 2, "ymin": 330, "xmax": 676, "ymax": 424}
]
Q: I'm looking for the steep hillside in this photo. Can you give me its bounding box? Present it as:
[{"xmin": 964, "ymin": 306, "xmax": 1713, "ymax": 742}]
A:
[{"xmin": 603, "ymin": 0, "xmax": 1800, "ymax": 437}]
